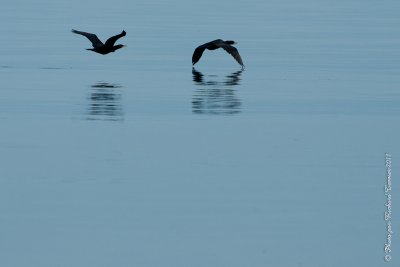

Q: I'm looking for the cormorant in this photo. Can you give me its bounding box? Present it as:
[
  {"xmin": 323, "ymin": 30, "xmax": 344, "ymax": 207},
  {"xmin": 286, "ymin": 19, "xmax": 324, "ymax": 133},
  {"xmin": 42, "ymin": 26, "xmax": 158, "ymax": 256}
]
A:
[
  {"xmin": 72, "ymin": 29, "xmax": 126, "ymax": 55},
  {"xmin": 192, "ymin": 39, "xmax": 244, "ymax": 68}
]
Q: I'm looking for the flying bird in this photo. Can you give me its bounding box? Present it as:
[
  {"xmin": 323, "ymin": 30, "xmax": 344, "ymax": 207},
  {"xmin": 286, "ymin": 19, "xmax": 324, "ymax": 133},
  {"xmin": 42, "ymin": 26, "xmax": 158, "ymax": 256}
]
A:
[
  {"xmin": 72, "ymin": 29, "xmax": 126, "ymax": 55},
  {"xmin": 192, "ymin": 39, "xmax": 244, "ymax": 68}
]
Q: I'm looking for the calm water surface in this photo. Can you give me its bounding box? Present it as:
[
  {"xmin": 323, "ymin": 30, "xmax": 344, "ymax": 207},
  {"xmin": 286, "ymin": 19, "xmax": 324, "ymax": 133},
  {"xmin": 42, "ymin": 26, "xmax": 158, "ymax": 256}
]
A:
[{"xmin": 1, "ymin": 0, "xmax": 399, "ymax": 266}]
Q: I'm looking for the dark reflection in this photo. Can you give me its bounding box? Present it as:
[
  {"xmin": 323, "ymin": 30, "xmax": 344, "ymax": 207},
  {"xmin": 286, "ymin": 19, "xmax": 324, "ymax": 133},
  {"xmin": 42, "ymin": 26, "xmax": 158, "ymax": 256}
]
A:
[
  {"xmin": 87, "ymin": 82, "xmax": 124, "ymax": 121},
  {"xmin": 40, "ymin": 67, "xmax": 67, "ymax": 70},
  {"xmin": 192, "ymin": 68, "xmax": 243, "ymax": 115}
]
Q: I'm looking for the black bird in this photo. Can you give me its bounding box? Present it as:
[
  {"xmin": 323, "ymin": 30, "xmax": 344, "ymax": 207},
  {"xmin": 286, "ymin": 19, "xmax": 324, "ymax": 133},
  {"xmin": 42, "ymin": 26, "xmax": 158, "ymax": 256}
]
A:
[
  {"xmin": 72, "ymin": 29, "xmax": 126, "ymax": 55},
  {"xmin": 192, "ymin": 39, "xmax": 244, "ymax": 68}
]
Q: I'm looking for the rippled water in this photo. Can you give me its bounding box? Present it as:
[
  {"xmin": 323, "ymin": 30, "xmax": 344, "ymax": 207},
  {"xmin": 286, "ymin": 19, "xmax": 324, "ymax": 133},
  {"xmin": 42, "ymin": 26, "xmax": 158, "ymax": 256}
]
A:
[{"xmin": 1, "ymin": 0, "xmax": 399, "ymax": 266}]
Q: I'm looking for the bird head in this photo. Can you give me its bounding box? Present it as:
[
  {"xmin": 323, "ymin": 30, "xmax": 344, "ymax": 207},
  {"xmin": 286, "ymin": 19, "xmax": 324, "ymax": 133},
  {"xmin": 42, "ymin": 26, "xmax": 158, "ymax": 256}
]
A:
[{"xmin": 112, "ymin": 44, "xmax": 126, "ymax": 52}]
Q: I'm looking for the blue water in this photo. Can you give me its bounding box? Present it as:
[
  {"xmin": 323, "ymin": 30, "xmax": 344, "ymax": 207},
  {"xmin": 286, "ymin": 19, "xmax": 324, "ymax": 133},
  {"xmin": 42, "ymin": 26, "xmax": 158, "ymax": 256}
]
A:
[{"xmin": 1, "ymin": 0, "xmax": 399, "ymax": 266}]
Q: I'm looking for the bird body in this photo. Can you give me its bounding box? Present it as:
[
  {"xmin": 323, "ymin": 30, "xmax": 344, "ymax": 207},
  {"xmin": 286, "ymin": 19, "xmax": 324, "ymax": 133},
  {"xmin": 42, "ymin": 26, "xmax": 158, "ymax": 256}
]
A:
[
  {"xmin": 72, "ymin": 29, "xmax": 126, "ymax": 55},
  {"xmin": 192, "ymin": 39, "xmax": 244, "ymax": 67}
]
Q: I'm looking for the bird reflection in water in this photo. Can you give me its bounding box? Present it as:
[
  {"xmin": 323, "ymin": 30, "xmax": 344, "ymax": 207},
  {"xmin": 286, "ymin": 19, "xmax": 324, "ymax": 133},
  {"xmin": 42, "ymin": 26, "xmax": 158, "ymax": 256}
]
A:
[
  {"xmin": 192, "ymin": 68, "xmax": 243, "ymax": 115},
  {"xmin": 87, "ymin": 82, "xmax": 124, "ymax": 121}
]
